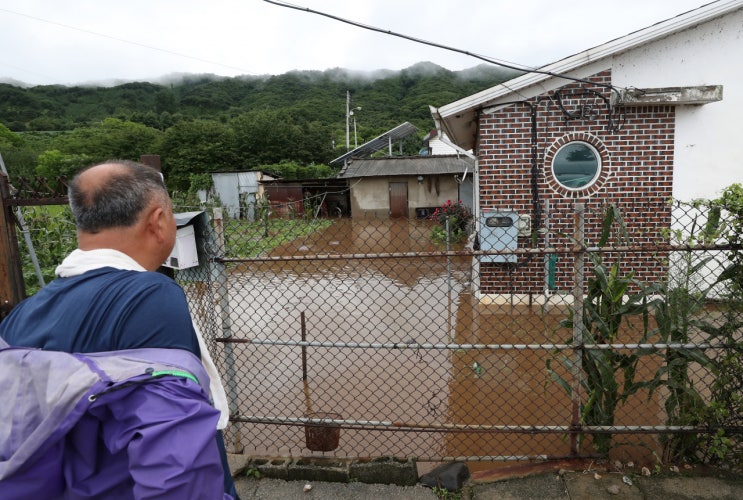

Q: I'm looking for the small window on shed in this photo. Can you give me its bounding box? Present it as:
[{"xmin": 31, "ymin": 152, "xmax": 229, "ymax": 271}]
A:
[{"xmin": 551, "ymin": 142, "xmax": 601, "ymax": 190}]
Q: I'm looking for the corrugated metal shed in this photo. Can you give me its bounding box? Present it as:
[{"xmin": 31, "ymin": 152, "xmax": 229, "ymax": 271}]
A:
[
  {"xmin": 337, "ymin": 155, "xmax": 473, "ymax": 179},
  {"xmin": 211, "ymin": 170, "xmax": 275, "ymax": 219}
]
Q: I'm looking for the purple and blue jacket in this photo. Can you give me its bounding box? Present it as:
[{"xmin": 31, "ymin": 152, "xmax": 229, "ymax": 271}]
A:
[{"xmin": 0, "ymin": 338, "xmax": 233, "ymax": 499}]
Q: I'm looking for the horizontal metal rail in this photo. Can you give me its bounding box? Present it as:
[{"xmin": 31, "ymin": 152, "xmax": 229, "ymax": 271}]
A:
[
  {"xmin": 215, "ymin": 242, "xmax": 740, "ymax": 263},
  {"xmin": 232, "ymin": 415, "xmax": 742, "ymax": 435},
  {"xmin": 215, "ymin": 338, "xmax": 729, "ymax": 351}
]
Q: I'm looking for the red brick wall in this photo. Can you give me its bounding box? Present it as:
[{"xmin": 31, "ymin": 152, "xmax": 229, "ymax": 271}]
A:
[{"xmin": 478, "ymin": 71, "xmax": 673, "ymax": 295}]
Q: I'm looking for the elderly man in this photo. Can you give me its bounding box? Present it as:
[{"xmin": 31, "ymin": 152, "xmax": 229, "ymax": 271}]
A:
[{"xmin": 0, "ymin": 160, "xmax": 236, "ymax": 499}]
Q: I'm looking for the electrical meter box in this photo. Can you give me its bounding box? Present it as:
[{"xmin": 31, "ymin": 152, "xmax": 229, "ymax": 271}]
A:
[
  {"xmin": 480, "ymin": 211, "xmax": 518, "ymax": 262},
  {"xmin": 162, "ymin": 211, "xmax": 204, "ymax": 270}
]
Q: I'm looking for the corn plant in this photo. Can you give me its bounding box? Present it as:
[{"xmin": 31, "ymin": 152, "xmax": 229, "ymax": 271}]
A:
[
  {"xmin": 642, "ymin": 212, "xmax": 714, "ymax": 462},
  {"xmin": 548, "ymin": 204, "xmax": 654, "ymax": 454}
]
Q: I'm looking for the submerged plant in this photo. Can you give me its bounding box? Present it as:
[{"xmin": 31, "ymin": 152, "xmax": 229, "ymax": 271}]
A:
[{"xmin": 429, "ymin": 200, "xmax": 472, "ymax": 244}]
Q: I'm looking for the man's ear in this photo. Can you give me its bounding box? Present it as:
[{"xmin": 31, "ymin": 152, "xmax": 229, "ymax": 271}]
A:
[{"xmin": 146, "ymin": 205, "xmax": 167, "ymax": 241}]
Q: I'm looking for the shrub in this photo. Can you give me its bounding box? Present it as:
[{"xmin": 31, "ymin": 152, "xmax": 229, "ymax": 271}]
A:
[{"xmin": 429, "ymin": 200, "xmax": 472, "ymax": 244}]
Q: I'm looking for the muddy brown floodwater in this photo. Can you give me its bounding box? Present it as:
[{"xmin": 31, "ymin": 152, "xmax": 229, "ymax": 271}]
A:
[{"xmin": 194, "ymin": 218, "xmax": 666, "ymax": 465}]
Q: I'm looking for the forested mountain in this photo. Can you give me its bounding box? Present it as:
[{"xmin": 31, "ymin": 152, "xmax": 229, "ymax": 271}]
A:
[{"xmin": 0, "ymin": 62, "xmax": 519, "ymax": 190}]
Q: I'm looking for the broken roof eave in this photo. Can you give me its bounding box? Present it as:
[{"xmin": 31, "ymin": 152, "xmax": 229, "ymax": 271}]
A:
[{"xmin": 431, "ymin": 0, "xmax": 743, "ymax": 151}]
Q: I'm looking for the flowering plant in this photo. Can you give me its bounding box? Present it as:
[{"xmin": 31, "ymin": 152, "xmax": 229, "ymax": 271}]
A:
[{"xmin": 429, "ymin": 199, "xmax": 473, "ymax": 243}]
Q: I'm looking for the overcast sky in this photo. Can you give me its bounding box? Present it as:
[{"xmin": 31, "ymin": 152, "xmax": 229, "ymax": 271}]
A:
[{"xmin": 0, "ymin": 0, "xmax": 711, "ymax": 87}]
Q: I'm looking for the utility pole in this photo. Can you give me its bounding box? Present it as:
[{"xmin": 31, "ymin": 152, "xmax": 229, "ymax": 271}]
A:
[
  {"xmin": 345, "ymin": 90, "xmax": 361, "ymax": 152},
  {"xmin": 345, "ymin": 90, "xmax": 350, "ymax": 151}
]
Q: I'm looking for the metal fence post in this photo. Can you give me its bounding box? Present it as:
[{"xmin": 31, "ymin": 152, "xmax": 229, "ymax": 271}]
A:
[
  {"xmin": 212, "ymin": 207, "xmax": 238, "ymax": 416},
  {"xmin": 570, "ymin": 202, "xmax": 585, "ymax": 455}
]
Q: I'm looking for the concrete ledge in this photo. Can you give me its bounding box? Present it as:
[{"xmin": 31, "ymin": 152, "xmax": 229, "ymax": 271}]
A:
[
  {"xmin": 350, "ymin": 456, "xmax": 418, "ymax": 486},
  {"xmin": 245, "ymin": 457, "xmax": 291, "ymax": 480},
  {"xmin": 232, "ymin": 455, "xmax": 418, "ymax": 486},
  {"xmin": 289, "ymin": 458, "xmax": 349, "ymax": 483}
]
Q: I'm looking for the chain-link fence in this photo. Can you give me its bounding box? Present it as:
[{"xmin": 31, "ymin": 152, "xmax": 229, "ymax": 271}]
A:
[
  {"xmin": 6, "ymin": 176, "xmax": 741, "ymax": 466},
  {"xmin": 169, "ymin": 199, "xmax": 741, "ymax": 466}
]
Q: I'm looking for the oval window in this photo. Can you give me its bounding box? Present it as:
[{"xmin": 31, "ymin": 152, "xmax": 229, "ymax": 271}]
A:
[{"xmin": 551, "ymin": 142, "xmax": 601, "ymax": 190}]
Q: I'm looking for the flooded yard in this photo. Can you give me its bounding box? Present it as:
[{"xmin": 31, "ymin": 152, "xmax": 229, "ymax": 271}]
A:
[{"xmin": 186, "ymin": 218, "xmax": 675, "ymax": 464}]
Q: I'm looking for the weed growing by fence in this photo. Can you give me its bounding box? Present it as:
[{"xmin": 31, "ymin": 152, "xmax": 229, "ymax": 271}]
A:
[
  {"xmin": 692, "ymin": 184, "xmax": 743, "ymax": 465},
  {"xmin": 18, "ymin": 205, "xmax": 77, "ymax": 295},
  {"xmin": 224, "ymin": 217, "xmax": 332, "ymax": 258}
]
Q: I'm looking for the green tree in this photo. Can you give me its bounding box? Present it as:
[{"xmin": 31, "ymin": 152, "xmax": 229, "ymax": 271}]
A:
[
  {"xmin": 158, "ymin": 119, "xmax": 237, "ymax": 190},
  {"xmin": 154, "ymin": 88, "xmax": 178, "ymax": 115},
  {"xmin": 0, "ymin": 122, "xmax": 22, "ymax": 148},
  {"xmin": 35, "ymin": 149, "xmax": 94, "ymax": 178},
  {"xmin": 54, "ymin": 118, "xmax": 161, "ymax": 163}
]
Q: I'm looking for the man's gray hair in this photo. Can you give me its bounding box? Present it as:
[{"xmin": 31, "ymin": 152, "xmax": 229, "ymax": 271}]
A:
[{"xmin": 69, "ymin": 160, "xmax": 169, "ymax": 233}]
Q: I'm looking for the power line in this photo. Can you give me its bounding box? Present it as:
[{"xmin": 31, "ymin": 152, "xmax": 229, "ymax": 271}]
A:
[
  {"xmin": 263, "ymin": 0, "xmax": 620, "ymax": 93},
  {"xmin": 0, "ymin": 7, "xmax": 249, "ymax": 74}
]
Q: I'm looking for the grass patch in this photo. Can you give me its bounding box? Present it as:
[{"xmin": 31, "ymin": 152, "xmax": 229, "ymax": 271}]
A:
[{"xmin": 224, "ymin": 217, "xmax": 333, "ymax": 258}]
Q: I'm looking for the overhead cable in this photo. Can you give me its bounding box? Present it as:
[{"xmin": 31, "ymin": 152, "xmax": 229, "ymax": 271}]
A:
[{"xmin": 262, "ymin": 0, "xmax": 621, "ymax": 93}]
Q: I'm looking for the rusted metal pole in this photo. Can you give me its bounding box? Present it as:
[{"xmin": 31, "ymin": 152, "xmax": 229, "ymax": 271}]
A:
[
  {"xmin": 0, "ymin": 173, "xmax": 26, "ymax": 317},
  {"xmin": 0, "ymin": 154, "xmax": 44, "ymax": 288},
  {"xmin": 570, "ymin": 202, "xmax": 585, "ymax": 455}
]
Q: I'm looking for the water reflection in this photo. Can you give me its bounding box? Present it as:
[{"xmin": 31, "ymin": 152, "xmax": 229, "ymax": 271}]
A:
[{"xmin": 195, "ymin": 218, "xmax": 662, "ymax": 463}]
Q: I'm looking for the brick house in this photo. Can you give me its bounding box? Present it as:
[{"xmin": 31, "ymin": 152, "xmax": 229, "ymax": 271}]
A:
[{"xmin": 430, "ymin": 1, "xmax": 742, "ymax": 302}]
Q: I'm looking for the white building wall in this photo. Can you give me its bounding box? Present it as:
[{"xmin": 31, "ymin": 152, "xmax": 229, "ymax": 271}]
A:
[
  {"xmin": 429, "ymin": 136, "xmax": 458, "ymax": 156},
  {"xmin": 611, "ymin": 8, "xmax": 743, "ymax": 201}
]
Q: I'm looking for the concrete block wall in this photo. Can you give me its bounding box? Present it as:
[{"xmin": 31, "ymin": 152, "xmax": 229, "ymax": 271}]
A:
[{"xmin": 238, "ymin": 456, "xmax": 419, "ymax": 486}]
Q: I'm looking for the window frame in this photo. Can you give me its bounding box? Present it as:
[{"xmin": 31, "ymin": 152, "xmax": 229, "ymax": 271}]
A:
[{"xmin": 550, "ymin": 141, "xmax": 602, "ymax": 191}]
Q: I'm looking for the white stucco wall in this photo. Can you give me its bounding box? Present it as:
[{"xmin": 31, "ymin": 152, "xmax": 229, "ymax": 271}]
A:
[
  {"xmin": 611, "ymin": 8, "xmax": 743, "ymax": 202},
  {"xmin": 350, "ymin": 176, "xmax": 460, "ymax": 217}
]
